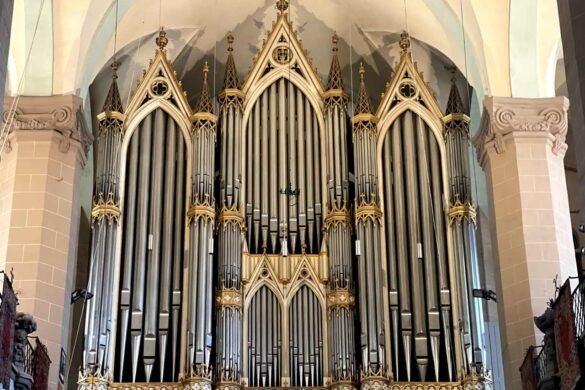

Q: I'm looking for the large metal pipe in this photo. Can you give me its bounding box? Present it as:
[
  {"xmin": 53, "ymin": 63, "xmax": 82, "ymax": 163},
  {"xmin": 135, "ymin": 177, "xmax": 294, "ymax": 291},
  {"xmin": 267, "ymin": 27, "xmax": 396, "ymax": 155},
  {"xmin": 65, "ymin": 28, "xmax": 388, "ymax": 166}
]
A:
[
  {"xmin": 269, "ymin": 83, "xmax": 278, "ymax": 251},
  {"xmin": 131, "ymin": 113, "xmax": 153, "ymax": 381},
  {"xmin": 143, "ymin": 109, "xmax": 165, "ymax": 381},
  {"xmin": 171, "ymin": 130, "xmax": 185, "ymax": 380}
]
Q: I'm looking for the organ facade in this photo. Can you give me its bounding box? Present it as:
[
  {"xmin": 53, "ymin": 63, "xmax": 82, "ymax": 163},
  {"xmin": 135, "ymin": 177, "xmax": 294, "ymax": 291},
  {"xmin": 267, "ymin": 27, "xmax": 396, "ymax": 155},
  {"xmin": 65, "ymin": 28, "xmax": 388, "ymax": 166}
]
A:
[{"xmin": 79, "ymin": 1, "xmax": 492, "ymax": 389}]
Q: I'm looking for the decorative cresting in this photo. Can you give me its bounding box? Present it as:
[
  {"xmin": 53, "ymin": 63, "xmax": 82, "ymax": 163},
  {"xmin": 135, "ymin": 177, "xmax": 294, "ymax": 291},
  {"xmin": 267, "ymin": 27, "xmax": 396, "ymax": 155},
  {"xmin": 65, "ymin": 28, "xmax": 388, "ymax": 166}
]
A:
[
  {"xmin": 352, "ymin": 64, "xmax": 388, "ymax": 387},
  {"xmin": 376, "ymin": 31, "xmax": 455, "ymax": 384},
  {"xmin": 473, "ymin": 96, "xmax": 569, "ymax": 163},
  {"xmin": 323, "ymin": 33, "xmax": 356, "ymax": 388},
  {"xmin": 81, "ymin": 62, "xmax": 125, "ymax": 384},
  {"xmin": 215, "ymin": 33, "xmax": 245, "ymax": 390},
  {"xmin": 105, "ymin": 28, "xmax": 191, "ymax": 385},
  {"xmin": 443, "ymin": 78, "xmax": 488, "ymax": 381},
  {"xmin": 185, "ymin": 61, "xmax": 217, "ymax": 389}
]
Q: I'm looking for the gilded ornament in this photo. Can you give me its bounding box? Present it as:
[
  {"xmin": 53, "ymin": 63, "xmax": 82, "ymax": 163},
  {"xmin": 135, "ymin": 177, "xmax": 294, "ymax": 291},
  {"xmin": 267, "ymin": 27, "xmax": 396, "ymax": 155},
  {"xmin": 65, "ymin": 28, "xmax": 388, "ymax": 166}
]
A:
[
  {"xmin": 323, "ymin": 202, "xmax": 352, "ymax": 232},
  {"xmin": 448, "ymin": 194, "xmax": 477, "ymax": 226},
  {"xmin": 216, "ymin": 287, "xmax": 243, "ymax": 311},
  {"xmin": 187, "ymin": 194, "xmax": 216, "ymax": 225},
  {"xmin": 442, "ymin": 113, "xmax": 470, "ymax": 126},
  {"xmin": 78, "ymin": 366, "xmax": 111, "ymax": 389},
  {"xmin": 91, "ymin": 192, "xmax": 120, "ymax": 225},
  {"xmin": 217, "ymin": 203, "xmax": 246, "ymax": 231},
  {"xmin": 327, "ymin": 286, "xmax": 355, "ymax": 313},
  {"xmin": 355, "ymin": 193, "xmax": 383, "ymax": 225}
]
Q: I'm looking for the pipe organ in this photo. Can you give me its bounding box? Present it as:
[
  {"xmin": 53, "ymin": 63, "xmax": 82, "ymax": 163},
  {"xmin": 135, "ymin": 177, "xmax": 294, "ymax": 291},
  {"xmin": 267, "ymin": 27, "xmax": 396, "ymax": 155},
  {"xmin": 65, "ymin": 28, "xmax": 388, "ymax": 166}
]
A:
[{"xmin": 80, "ymin": 1, "xmax": 492, "ymax": 389}]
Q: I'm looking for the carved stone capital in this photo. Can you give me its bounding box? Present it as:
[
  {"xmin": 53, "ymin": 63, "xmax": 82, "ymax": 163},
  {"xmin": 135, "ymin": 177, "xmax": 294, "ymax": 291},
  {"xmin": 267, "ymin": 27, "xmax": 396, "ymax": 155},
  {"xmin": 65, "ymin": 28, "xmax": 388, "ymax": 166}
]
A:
[
  {"xmin": 2, "ymin": 95, "xmax": 92, "ymax": 160},
  {"xmin": 473, "ymin": 96, "xmax": 569, "ymax": 166}
]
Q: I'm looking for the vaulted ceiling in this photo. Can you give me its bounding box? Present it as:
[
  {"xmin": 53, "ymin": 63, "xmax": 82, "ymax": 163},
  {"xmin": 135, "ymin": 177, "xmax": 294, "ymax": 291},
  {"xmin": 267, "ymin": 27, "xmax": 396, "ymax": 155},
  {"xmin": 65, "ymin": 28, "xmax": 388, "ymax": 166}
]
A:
[{"xmin": 7, "ymin": 0, "xmax": 563, "ymax": 108}]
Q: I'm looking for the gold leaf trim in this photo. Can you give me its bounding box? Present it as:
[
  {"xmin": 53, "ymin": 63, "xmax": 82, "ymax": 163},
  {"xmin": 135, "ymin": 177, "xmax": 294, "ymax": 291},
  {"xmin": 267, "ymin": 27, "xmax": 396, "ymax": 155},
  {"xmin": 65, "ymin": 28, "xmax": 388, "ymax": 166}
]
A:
[
  {"xmin": 96, "ymin": 110, "xmax": 126, "ymax": 122},
  {"xmin": 327, "ymin": 286, "xmax": 355, "ymax": 313},
  {"xmin": 355, "ymin": 194, "xmax": 382, "ymax": 225},
  {"xmin": 187, "ymin": 195, "xmax": 216, "ymax": 225},
  {"xmin": 217, "ymin": 203, "xmax": 246, "ymax": 231},
  {"xmin": 91, "ymin": 192, "xmax": 120, "ymax": 225},
  {"xmin": 216, "ymin": 286, "xmax": 243, "ymax": 311},
  {"xmin": 323, "ymin": 202, "xmax": 352, "ymax": 232},
  {"xmin": 448, "ymin": 194, "xmax": 477, "ymax": 226},
  {"xmin": 442, "ymin": 112, "xmax": 470, "ymax": 125}
]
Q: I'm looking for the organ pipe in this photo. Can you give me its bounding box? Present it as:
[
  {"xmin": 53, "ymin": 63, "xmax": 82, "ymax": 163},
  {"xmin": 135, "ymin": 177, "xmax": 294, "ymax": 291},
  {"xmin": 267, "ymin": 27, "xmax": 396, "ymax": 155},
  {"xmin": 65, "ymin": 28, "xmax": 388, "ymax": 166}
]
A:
[
  {"xmin": 244, "ymin": 78, "xmax": 322, "ymax": 255},
  {"xmin": 216, "ymin": 33, "xmax": 246, "ymax": 390},
  {"xmin": 352, "ymin": 64, "xmax": 387, "ymax": 382},
  {"xmin": 185, "ymin": 62, "xmax": 217, "ymax": 384},
  {"xmin": 84, "ymin": 62, "xmax": 124, "ymax": 376},
  {"xmin": 323, "ymin": 34, "xmax": 356, "ymax": 388},
  {"xmin": 444, "ymin": 78, "xmax": 486, "ymax": 373}
]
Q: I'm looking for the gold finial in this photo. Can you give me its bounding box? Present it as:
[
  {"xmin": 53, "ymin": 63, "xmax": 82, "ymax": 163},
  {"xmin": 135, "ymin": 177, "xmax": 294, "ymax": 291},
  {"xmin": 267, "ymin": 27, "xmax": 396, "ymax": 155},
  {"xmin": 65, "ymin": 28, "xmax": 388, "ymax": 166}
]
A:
[
  {"xmin": 276, "ymin": 0, "xmax": 289, "ymax": 13},
  {"xmin": 399, "ymin": 31, "xmax": 410, "ymax": 53},
  {"xmin": 445, "ymin": 65, "xmax": 457, "ymax": 83},
  {"xmin": 111, "ymin": 61, "xmax": 119, "ymax": 80},
  {"xmin": 203, "ymin": 61, "xmax": 209, "ymax": 82},
  {"xmin": 332, "ymin": 33, "xmax": 339, "ymax": 53},
  {"xmin": 227, "ymin": 32, "xmax": 234, "ymax": 52},
  {"xmin": 359, "ymin": 62, "xmax": 365, "ymax": 82},
  {"xmin": 156, "ymin": 27, "xmax": 168, "ymax": 50}
]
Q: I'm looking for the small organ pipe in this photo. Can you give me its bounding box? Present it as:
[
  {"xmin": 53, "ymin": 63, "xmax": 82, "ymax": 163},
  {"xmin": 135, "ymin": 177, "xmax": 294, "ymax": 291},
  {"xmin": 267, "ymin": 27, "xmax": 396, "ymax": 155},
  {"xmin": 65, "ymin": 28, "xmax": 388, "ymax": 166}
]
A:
[{"xmin": 84, "ymin": 64, "xmax": 124, "ymax": 379}]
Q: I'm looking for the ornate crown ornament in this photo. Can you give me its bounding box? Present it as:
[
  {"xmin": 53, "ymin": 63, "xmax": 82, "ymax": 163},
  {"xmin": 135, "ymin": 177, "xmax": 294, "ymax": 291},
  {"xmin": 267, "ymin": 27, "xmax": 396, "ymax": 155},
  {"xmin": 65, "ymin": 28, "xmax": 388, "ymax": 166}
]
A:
[
  {"xmin": 448, "ymin": 194, "xmax": 477, "ymax": 226},
  {"xmin": 324, "ymin": 201, "xmax": 352, "ymax": 232},
  {"xmin": 187, "ymin": 194, "xmax": 216, "ymax": 225},
  {"xmin": 91, "ymin": 192, "xmax": 120, "ymax": 225},
  {"xmin": 355, "ymin": 193, "xmax": 383, "ymax": 225}
]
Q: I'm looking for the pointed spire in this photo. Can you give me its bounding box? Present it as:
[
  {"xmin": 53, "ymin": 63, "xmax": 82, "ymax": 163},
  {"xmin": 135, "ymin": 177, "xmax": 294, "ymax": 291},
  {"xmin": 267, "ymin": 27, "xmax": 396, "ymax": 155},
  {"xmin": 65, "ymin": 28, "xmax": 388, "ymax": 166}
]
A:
[
  {"xmin": 196, "ymin": 62, "xmax": 213, "ymax": 114},
  {"xmin": 445, "ymin": 70, "xmax": 466, "ymax": 115},
  {"xmin": 276, "ymin": 0, "xmax": 289, "ymax": 14},
  {"xmin": 399, "ymin": 31, "xmax": 411, "ymax": 53},
  {"xmin": 222, "ymin": 33, "xmax": 240, "ymax": 90},
  {"xmin": 101, "ymin": 61, "xmax": 124, "ymax": 114},
  {"xmin": 355, "ymin": 63, "xmax": 373, "ymax": 115},
  {"xmin": 326, "ymin": 33, "xmax": 344, "ymax": 91},
  {"xmin": 156, "ymin": 27, "xmax": 168, "ymax": 51}
]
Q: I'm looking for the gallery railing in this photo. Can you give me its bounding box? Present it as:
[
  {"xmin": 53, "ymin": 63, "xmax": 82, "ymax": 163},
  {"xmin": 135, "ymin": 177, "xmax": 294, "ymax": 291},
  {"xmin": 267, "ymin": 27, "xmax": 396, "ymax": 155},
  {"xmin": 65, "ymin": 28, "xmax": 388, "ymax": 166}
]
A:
[
  {"xmin": 0, "ymin": 273, "xmax": 51, "ymax": 390},
  {"xmin": 520, "ymin": 277, "xmax": 585, "ymax": 390}
]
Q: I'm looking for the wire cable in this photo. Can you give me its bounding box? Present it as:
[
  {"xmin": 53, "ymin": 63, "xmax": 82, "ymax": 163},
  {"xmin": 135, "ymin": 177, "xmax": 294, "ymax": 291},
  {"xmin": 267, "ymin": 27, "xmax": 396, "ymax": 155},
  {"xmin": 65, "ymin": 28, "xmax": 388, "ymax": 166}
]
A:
[{"xmin": 0, "ymin": 0, "xmax": 46, "ymax": 158}]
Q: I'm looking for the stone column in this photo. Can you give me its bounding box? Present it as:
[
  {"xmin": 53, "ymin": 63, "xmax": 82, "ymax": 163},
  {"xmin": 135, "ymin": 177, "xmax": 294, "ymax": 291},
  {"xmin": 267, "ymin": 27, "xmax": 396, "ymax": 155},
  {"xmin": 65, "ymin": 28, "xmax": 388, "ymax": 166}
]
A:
[
  {"xmin": 473, "ymin": 96, "xmax": 578, "ymax": 390},
  {"xmin": 0, "ymin": 95, "xmax": 90, "ymax": 388}
]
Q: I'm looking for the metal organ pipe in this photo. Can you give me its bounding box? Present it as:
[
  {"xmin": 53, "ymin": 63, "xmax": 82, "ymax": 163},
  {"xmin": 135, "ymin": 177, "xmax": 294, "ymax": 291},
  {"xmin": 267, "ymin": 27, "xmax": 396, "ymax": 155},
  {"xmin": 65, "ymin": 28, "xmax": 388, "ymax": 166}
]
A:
[
  {"xmin": 216, "ymin": 35, "xmax": 245, "ymax": 388},
  {"xmin": 444, "ymin": 79, "xmax": 487, "ymax": 373},
  {"xmin": 244, "ymin": 78, "xmax": 322, "ymax": 255},
  {"xmin": 352, "ymin": 64, "xmax": 386, "ymax": 378},
  {"xmin": 84, "ymin": 66, "xmax": 125, "ymax": 379}
]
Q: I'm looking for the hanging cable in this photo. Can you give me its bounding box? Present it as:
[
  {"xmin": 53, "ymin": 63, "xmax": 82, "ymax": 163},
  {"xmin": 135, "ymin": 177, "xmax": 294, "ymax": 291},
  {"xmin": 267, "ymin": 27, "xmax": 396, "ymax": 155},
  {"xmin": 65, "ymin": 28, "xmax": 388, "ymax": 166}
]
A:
[
  {"xmin": 349, "ymin": 25, "xmax": 354, "ymax": 117},
  {"xmin": 0, "ymin": 0, "xmax": 46, "ymax": 158},
  {"xmin": 458, "ymin": 0, "xmax": 481, "ymax": 212}
]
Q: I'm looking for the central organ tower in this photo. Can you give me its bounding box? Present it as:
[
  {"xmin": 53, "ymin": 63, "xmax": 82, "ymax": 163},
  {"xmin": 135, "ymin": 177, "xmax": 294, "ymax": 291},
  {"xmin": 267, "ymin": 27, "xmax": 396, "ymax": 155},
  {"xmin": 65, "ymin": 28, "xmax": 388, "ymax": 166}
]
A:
[{"xmin": 80, "ymin": 1, "xmax": 492, "ymax": 389}]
